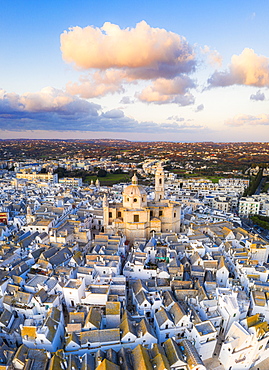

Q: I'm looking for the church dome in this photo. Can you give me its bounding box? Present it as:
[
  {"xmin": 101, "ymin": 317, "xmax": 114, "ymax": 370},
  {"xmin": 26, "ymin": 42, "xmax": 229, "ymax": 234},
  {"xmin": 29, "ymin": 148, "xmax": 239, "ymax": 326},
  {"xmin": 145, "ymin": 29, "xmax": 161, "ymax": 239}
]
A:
[
  {"xmin": 123, "ymin": 174, "xmax": 147, "ymax": 197},
  {"xmin": 123, "ymin": 183, "xmax": 147, "ymax": 197},
  {"xmin": 123, "ymin": 174, "xmax": 147, "ymax": 208}
]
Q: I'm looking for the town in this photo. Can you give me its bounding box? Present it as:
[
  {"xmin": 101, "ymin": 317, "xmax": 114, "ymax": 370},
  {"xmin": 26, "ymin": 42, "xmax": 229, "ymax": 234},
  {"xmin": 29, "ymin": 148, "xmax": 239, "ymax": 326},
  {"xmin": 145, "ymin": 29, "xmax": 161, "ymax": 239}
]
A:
[{"xmin": 0, "ymin": 142, "xmax": 269, "ymax": 370}]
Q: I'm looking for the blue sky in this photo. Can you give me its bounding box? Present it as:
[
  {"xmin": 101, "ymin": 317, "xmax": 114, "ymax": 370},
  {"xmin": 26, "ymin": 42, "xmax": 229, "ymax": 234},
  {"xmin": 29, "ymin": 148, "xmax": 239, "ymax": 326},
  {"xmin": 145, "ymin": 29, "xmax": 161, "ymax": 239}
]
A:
[{"xmin": 0, "ymin": 0, "xmax": 269, "ymax": 141}]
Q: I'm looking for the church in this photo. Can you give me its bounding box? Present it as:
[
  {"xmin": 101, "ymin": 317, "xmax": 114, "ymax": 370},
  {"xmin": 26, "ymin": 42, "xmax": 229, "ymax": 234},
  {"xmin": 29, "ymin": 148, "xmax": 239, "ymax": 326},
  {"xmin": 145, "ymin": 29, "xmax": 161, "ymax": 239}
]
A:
[{"xmin": 103, "ymin": 164, "xmax": 181, "ymax": 242}]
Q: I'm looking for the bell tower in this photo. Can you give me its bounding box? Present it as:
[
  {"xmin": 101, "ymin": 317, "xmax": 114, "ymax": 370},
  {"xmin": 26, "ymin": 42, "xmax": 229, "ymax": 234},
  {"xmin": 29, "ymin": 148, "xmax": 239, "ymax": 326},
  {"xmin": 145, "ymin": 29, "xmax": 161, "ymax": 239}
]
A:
[
  {"xmin": 26, "ymin": 205, "xmax": 34, "ymax": 224},
  {"xmin": 155, "ymin": 163, "xmax": 165, "ymax": 202},
  {"xmin": 103, "ymin": 193, "xmax": 109, "ymax": 229}
]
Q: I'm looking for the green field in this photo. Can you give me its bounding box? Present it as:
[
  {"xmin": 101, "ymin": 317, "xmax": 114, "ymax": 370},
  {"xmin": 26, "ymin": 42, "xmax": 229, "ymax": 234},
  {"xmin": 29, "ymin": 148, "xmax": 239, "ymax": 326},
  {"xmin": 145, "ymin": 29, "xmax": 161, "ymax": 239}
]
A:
[{"xmin": 85, "ymin": 173, "xmax": 131, "ymax": 185}]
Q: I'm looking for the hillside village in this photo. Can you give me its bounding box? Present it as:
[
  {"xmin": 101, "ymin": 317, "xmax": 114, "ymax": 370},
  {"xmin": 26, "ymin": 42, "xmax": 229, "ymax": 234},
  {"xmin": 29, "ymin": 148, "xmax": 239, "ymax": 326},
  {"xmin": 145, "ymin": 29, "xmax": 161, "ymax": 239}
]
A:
[{"xmin": 0, "ymin": 164, "xmax": 269, "ymax": 369}]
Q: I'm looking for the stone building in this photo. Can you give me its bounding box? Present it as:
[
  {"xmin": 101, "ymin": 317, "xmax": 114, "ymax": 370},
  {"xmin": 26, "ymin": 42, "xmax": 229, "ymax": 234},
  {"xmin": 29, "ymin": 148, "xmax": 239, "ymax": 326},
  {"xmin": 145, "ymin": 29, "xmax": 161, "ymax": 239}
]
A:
[{"xmin": 103, "ymin": 164, "xmax": 181, "ymax": 242}]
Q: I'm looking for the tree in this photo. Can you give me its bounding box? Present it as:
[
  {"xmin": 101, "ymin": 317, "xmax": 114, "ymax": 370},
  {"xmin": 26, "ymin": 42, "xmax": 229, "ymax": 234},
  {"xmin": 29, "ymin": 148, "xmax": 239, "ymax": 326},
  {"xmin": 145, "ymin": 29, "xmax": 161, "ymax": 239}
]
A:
[{"xmin": 97, "ymin": 169, "xmax": 107, "ymax": 177}]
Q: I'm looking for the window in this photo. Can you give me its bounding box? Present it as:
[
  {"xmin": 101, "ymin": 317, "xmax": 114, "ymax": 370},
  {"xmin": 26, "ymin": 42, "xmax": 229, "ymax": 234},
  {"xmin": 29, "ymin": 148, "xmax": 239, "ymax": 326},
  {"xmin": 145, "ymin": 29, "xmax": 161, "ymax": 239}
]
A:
[
  {"xmin": 134, "ymin": 215, "xmax": 139, "ymax": 222},
  {"xmin": 159, "ymin": 178, "xmax": 162, "ymax": 185},
  {"xmin": 150, "ymin": 211, "xmax": 153, "ymax": 217},
  {"xmin": 159, "ymin": 210, "xmax": 163, "ymax": 217},
  {"xmin": 117, "ymin": 211, "xmax": 121, "ymax": 217},
  {"xmin": 174, "ymin": 212, "xmax": 176, "ymax": 218},
  {"xmin": 109, "ymin": 212, "xmax": 112, "ymax": 218},
  {"xmin": 133, "ymin": 198, "xmax": 138, "ymax": 203}
]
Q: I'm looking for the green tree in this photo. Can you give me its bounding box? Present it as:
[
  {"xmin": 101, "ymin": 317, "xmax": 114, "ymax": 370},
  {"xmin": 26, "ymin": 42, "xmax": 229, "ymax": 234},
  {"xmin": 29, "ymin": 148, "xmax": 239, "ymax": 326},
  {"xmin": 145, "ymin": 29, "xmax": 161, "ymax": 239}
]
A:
[{"xmin": 97, "ymin": 169, "xmax": 107, "ymax": 177}]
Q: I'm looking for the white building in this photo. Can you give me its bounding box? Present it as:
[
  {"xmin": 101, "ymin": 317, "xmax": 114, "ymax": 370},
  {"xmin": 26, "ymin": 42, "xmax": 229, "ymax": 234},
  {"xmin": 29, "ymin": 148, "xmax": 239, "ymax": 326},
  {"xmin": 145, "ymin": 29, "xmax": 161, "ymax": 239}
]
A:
[
  {"xmin": 63, "ymin": 278, "xmax": 86, "ymax": 309},
  {"xmin": 219, "ymin": 314, "xmax": 269, "ymax": 370},
  {"xmin": 239, "ymin": 197, "xmax": 260, "ymax": 217}
]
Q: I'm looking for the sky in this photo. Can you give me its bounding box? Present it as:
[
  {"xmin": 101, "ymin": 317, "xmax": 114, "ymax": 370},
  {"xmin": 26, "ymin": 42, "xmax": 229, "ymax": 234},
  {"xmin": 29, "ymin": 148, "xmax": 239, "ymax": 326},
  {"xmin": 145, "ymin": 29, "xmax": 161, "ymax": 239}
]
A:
[{"xmin": 0, "ymin": 0, "xmax": 269, "ymax": 142}]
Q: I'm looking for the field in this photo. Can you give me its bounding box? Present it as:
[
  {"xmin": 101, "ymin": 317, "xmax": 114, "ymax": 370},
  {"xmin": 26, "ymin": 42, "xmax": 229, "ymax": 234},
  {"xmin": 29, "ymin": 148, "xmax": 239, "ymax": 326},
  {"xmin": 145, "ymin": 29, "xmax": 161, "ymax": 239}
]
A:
[
  {"xmin": 171, "ymin": 170, "xmax": 222, "ymax": 183},
  {"xmin": 85, "ymin": 173, "xmax": 131, "ymax": 186}
]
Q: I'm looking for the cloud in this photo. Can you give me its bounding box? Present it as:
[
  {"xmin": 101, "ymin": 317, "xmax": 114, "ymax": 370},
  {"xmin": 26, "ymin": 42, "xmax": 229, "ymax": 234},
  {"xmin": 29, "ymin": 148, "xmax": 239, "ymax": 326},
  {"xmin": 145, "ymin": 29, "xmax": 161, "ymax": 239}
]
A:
[
  {"xmin": 0, "ymin": 87, "xmax": 100, "ymax": 115},
  {"xmin": 226, "ymin": 113, "xmax": 269, "ymax": 126},
  {"xmin": 208, "ymin": 48, "xmax": 269, "ymax": 88},
  {"xmin": 159, "ymin": 122, "xmax": 203, "ymax": 130},
  {"xmin": 138, "ymin": 76, "xmax": 195, "ymax": 105},
  {"xmin": 66, "ymin": 70, "xmax": 126, "ymax": 98},
  {"xmin": 61, "ymin": 21, "xmax": 197, "ymax": 103},
  {"xmin": 61, "ymin": 21, "xmax": 196, "ymax": 79},
  {"xmin": 0, "ymin": 87, "xmax": 103, "ymax": 131},
  {"xmin": 195, "ymin": 104, "xmax": 204, "ymax": 112},
  {"xmin": 120, "ymin": 96, "xmax": 135, "ymax": 104},
  {"xmin": 201, "ymin": 45, "xmax": 222, "ymax": 67},
  {"xmin": 250, "ymin": 90, "xmax": 266, "ymax": 101},
  {"xmin": 102, "ymin": 109, "xmax": 125, "ymax": 119},
  {"xmin": 167, "ymin": 115, "xmax": 185, "ymax": 122},
  {"xmin": 0, "ymin": 87, "xmax": 204, "ymax": 133},
  {"xmin": 165, "ymin": 116, "xmax": 204, "ymax": 131}
]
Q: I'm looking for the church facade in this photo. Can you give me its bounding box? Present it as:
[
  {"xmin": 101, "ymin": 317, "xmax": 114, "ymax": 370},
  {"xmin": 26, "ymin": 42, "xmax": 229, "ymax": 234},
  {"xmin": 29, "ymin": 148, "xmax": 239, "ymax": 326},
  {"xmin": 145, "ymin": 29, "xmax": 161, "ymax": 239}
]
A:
[{"xmin": 103, "ymin": 164, "xmax": 181, "ymax": 242}]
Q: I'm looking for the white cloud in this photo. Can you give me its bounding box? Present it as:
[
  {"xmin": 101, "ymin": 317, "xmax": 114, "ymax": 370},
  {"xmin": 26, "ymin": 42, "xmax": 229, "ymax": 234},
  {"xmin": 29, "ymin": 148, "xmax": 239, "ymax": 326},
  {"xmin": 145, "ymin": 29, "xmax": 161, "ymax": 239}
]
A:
[
  {"xmin": 201, "ymin": 45, "xmax": 222, "ymax": 67},
  {"xmin": 195, "ymin": 104, "xmax": 204, "ymax": 112},
  {"xmin": 61, "ymin": 21, "xmax": 197, "ymax": 103},
  {"xmin": 208, "ymin": 48, "xmax": 269, "ymax": 88},
  {"xmin": 250, "ymin": 90, "xmax": 266, "ymax": 101},
  {"xmin": 0, "ymin": 87, "xmax": 204, "ymax": 133},
  {"xmin": 120, "ymin": 96, "xmax": 135, "ymax": 104},
  {"xmin": 61, "ymin": 21, "xmax": 196, "ymax": 79},
  {"xmin": 226, "ymin": 113, "xmax": 269, "ymax": 126},
  {"xmin": 138, "ymin": 76, "xmax": 195, "ymax": 105},
  {"xmin": 0, "ymin": 87, "xmax": 100, "ymax": 115},
  {"xmin": 66, "ymin": 70, "xmax": 126, "ymax": 98},
  {"xmin": 167, "ymin": 115, "xmax": 185, "ymax": 122}
]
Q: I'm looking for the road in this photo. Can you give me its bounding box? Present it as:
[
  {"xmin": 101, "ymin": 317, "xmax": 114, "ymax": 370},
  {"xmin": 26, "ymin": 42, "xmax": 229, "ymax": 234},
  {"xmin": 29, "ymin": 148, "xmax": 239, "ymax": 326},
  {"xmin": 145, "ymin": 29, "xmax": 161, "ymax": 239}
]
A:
[
  {"xmin": 241, "ymin": 218, "xmax": 269, "ymax": 241},
  {"xmin": 255, "ymin": 176, "xmax": 266, "ymax": 195}
]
